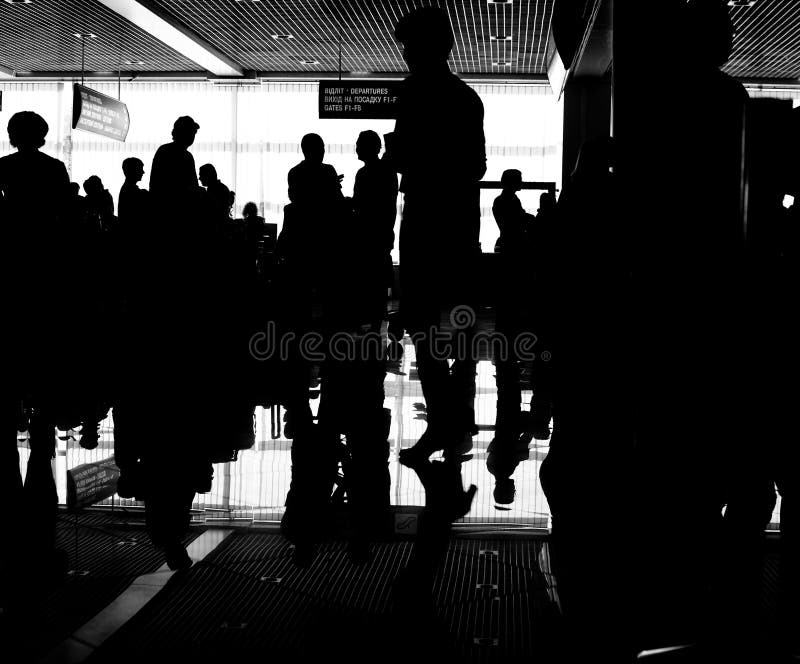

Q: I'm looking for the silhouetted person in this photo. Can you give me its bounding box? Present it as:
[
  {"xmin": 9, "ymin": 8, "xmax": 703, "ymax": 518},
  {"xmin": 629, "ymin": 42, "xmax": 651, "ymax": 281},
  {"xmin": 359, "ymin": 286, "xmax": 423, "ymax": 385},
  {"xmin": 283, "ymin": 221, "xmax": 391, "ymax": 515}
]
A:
[
  {"xmin": 149, "ymin": 115, "xmax": 200, "ymax": 203},
  {"xmin": 352, "ymin": 129, "xmax": 398, "ymax": 323},
  {"xmin": 608, "ymin": 0, "xmax": 750, "ymax": 656},
  {"xmin": 199, "ymin": 163, "xmax": 232, "ymax": 220},
  {"xmin": 717, "ymin": 104, "xmax": 800, "ymax": 662},
  {"xmin": 240, "ymin": 201, "xmax": 267, "ymax": 274},
  {"xmin": 537, "ymin": 136, "xmax": 635, "ymax": 660},
  {"xmin": 135, "ymin": 116, "xmax": 210, "ymax": 569},
  {"xmin": 0, "ymin": 111, "xmax": 73, "ymax": 603},
  {"xmin": 311, "ymin": 135, "xmax": 396, "ymax": 561},
  {"xmin": 118, "ymin": 157, "xmax": 148, "ymax": 225},
  {"xmin": 523, "ymin": 191, "xmax": 557, "ymax": 440},
  {"xmin": 492, "ymin": 169, "xmax": 532, "ymax": 254},
  {"xmin": 112, "ymin": 157, "xmax": 150, "ymax": 498},
  {"xmin": 278, "ymin": 133, "xmax": 347, "ymax": 438},
  {"xmin": 83, "ymin": 175, "xmax": 115, "ymax": 228},
  {"xmin": 77, "ymin": 175, "xmax": 119, "ymax": 451},
  {"xmin": 491, "ymin": 169, "xmax": 536, "ymax": 441},
  {"xmin": 385, "ymin": 6, "xmax": 486, "ymax": 465}
]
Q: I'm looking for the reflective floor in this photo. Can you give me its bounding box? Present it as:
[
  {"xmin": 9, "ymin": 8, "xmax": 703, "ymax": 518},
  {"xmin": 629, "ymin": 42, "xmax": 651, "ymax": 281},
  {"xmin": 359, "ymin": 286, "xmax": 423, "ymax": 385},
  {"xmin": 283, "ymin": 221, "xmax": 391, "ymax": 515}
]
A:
[
  {"xmin": 18, "ymin": 336, "xmax": 551, "ymax": 527},
  {"xmin": 17, "ymin": 335, "xmax": 782, "ymax": 529}
]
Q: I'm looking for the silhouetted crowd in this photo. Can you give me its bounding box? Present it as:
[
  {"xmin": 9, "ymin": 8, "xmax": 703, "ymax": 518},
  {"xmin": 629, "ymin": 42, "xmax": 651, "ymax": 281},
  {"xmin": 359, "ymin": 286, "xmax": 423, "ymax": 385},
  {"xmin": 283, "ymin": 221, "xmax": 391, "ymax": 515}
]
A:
[{"xmin": 1, "ymin": 3, "xmax": 798, "ymax": 662}]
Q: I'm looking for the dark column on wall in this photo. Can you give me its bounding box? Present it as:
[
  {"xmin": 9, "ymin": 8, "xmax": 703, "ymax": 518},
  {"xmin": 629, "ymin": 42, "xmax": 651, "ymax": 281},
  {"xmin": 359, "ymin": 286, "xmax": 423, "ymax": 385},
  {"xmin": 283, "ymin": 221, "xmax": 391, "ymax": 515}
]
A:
[{"xmin": 561, "ymin": 77, "xmax": 611, "ymax": 183}]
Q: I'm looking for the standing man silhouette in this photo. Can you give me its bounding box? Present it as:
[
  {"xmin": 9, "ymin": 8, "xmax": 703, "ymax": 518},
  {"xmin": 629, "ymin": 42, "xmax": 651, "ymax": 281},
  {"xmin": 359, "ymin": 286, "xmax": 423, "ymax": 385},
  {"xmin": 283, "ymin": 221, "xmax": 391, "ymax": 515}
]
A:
[
  {"xmin": 353, "ymin": 129, "xmax": 398, "ymax": 327},
  {"xmin": 0, "ymin": 111, "xmax": 74, "ymax": 596},
  {"xmin": 385, "ymin": 6, "xmax": 486, "ymax": 465}
]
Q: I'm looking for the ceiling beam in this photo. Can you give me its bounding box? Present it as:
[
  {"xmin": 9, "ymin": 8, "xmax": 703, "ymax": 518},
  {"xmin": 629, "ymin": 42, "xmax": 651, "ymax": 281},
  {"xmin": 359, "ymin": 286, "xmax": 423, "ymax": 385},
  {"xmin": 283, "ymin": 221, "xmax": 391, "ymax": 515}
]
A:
[
  {"xmin": 95, "ymin": 0, "xmax": 243, "ymax": 77},
  {"xmin": 0, "ymin": 63, "xmax": 14, "ymax": 78}
]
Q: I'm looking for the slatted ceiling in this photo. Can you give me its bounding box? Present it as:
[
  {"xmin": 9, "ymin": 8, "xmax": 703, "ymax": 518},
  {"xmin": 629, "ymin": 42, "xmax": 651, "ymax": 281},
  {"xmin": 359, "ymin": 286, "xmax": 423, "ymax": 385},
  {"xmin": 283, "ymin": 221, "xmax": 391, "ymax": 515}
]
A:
[
  {"xmin": 0, "ymin": 0, "xmax": 201, "ymax": 73},
  {"xmin": 147, "ymin": 0, "xmax": 554, "ymax": 75},
  {"xmin": 725, "ymin": 0, "xmax": 800, "ymax": 79},
  {"xmin": 0, "ymin": 0, "xmax": 797, "ymax": 80}
]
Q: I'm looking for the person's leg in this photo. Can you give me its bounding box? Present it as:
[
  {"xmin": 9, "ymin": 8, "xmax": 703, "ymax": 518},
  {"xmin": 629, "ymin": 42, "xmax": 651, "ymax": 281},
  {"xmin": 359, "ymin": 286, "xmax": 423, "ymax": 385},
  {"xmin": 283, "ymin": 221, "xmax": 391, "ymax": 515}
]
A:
[
  {"xmin": 1, "ymin": 398, "xmax": 24, "ymax": 507},
  {"xmin": 24, "ymin": 404, "xmax": 58, "ymax": 550},
  {"xmin": 493, "ymin": 313, "xmax": 521, "ymax": 438},
  {"xmin": 776, "ymin": 438, "xmax": 799, "ymax": 653},
  {"xmin": 344, "ymin": 343, "xmax": 391, "ymax": 560},
  {"xmin": 113, "ymin": 401, "xmax": 143, "ymax": 498},
  {"xmin": 144, "ymin": 465, "xmax": 196, "ymax": 570}
]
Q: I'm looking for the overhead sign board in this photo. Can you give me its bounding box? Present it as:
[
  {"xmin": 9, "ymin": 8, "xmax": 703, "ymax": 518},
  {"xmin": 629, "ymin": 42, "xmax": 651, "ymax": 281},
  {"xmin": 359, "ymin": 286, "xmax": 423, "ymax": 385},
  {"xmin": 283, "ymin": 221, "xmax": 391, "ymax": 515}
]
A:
[
  {"xmin": 72, "ymin": 84, "xmax": 130, "ymax": 141},
  {"xmin": 319, "ymin": 80, "xmax": 402, "ymax": 119}
]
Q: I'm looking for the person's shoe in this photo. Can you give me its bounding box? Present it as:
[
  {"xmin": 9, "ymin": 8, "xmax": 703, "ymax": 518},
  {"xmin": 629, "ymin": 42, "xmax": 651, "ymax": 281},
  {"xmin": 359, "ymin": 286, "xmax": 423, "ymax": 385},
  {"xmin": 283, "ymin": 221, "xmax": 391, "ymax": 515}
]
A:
[
  {"xmin": 399, "ymin": 430, "xmax": 444, "ymax": 467},
  {"xmin": 530, "ymin": 420, "xmax": 551, "ymax": 440},
  {"xmin": 493, "ymin": 478, "xmax": 516, "ymax": 505},
  {"xmin": 79, "ymin": 425, "xmax": 99, "ymax": 450},
  {"xmin": 164, "ymin": 544, "xmax": 192, "ymax": 571},
  {"xmin": 116, "ymin": 471, "xmax": 139, "ymax": 499}
]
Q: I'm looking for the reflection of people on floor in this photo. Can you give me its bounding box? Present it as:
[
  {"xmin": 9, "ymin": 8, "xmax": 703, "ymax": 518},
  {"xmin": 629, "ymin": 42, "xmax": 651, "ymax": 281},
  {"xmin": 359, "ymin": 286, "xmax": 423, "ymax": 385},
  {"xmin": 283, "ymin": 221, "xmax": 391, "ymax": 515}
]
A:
[
  {"xmin": 384, "ymin": 6, "xmax": 486, "ymax": 466},
  {"xmin": 392, "ymin": 457, "xmax": 476, "ymax": 653},
  {"xmin": 486, "ymin": 434, "xmax": 531, "ymax": 506},
  {"xmin": 282, "ymin": 131, "xmax": 392, "ymax": 565}
]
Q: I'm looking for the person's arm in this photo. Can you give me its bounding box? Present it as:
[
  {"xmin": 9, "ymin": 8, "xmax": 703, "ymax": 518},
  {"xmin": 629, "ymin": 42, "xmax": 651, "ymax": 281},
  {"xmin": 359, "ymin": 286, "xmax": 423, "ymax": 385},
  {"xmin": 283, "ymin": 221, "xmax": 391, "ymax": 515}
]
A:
[
  {"xmin": 383, "ymin": 81, "xmax": 410, "ymax": 174},
  {"xmin": 493, "ymin": 197, "xmax": 506, "ymax": 234},
  {"xmin": 149, "ymin": 146, "xmax": 162, "ymax": 195},
  {"xmin": 287, "ymin": 166, "xmax": 299, "ymax": 204},
  {"xmin": 468, "ymin": 95, "xmax": 487, "ymax": 183}
]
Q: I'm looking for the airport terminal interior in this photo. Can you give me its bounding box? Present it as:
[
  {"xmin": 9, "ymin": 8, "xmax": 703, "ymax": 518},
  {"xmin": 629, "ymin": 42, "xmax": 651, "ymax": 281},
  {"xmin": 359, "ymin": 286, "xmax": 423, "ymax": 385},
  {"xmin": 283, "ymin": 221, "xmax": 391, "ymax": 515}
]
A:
[{"xmin": 2, "ymin": 1, "xmax": 799, "ymax": 662}]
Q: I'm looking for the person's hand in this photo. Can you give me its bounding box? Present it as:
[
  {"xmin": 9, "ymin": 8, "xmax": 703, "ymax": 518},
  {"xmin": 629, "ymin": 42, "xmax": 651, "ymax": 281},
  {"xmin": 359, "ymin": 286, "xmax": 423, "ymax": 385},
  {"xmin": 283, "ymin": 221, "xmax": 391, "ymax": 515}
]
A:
[{"xmin": 337, "ymin": 174, "xmax": 345, "ymax": 183}]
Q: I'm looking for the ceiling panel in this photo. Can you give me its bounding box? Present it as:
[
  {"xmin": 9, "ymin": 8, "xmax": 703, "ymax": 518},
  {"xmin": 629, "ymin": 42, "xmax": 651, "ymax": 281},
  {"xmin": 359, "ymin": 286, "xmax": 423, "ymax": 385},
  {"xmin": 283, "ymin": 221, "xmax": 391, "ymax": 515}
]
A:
[
  {"xmin": 145, "ymin": 0, "xmax": 554, "ymax": 75},
  {"xmin": 0, "ymin": 0, "xmax": 797, "ymax": 81},
  {"xmin": 725, "ymin": 0, "xmax": 800, "ymax": 79},
  {"xmin": 0, "ymin": 0, "xmax": 203, "ymax": 73}
]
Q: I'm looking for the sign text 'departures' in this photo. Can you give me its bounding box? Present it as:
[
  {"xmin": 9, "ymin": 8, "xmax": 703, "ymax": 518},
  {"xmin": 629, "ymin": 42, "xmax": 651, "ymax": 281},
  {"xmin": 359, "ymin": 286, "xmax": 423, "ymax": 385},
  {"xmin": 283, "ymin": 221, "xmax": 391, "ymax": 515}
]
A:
[
  {"xmin": 72, "ymin": 84, "xmax": 130, "ymax": 142},
  {"xmin": 319, "ymin": 80, "xmax": 402, "ymax": 119}
]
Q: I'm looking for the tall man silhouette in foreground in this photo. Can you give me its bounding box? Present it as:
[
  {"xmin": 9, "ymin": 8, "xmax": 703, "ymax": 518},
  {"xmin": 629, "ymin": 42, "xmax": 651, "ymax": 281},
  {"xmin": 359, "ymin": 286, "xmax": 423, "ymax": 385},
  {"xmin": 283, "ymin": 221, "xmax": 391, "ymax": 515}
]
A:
[{"xmin": 385, "ymin": 7, "xmax": 486, "ymax": 465}]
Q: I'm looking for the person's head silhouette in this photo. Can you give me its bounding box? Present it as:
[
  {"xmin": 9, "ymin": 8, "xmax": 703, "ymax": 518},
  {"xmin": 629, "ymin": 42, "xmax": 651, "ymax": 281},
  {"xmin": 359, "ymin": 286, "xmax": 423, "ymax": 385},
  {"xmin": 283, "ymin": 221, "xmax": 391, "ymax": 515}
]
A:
[
  {"xmin": 301, "ymin": 133, "xmax": 325, "ymax": 164},
  {"xmin": 243, "ymin": 201, "xmax": 259, "ymax": 218},
  {"xmin": 500, "ymin": 169, "xmax": 523, "ymax": 193},
  {"xmin": 356, "ymin": 130, "xmax": 382, "ymax": 163},
  {"xmin": 172, "ymin": 116, "xmax": 199, "ymax": 148},
  {"xmin": 395, "ymin": 6, "xmax": 454, "ymax": 73},
  {"xmin": 70, "ymin": 182, "xmax": 81, "ymax": 198},
  {"xmin": 7, "ymin": 111, "xmax": 49, "ymax": 151},
  {"xmin": 198, "ymin": 163, "xmax": 218, "ymax": 187},
  {"xmin": 83, "ymin": 175, "xmax": 104, "ymax": 197},
  {"xmin": 539, "ymin": 191, "xmax": 556, "ymax": 214},
  {"xmin": 685, "ymin": 0, "xmax": 734, "ymax": 68},
  {"xmin": 122, "ymin": 157, "xmax": 144, "ymax": 183}
]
